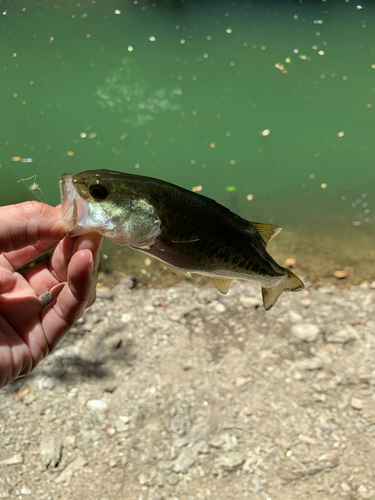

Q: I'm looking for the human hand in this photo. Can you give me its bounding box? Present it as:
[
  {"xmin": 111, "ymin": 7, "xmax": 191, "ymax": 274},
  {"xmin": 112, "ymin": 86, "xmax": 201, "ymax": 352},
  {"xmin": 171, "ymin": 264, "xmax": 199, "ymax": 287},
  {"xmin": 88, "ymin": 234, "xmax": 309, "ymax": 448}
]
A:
[{"xmin": 0, "ymin": 201, "xmax": 103, "ymax": 389}]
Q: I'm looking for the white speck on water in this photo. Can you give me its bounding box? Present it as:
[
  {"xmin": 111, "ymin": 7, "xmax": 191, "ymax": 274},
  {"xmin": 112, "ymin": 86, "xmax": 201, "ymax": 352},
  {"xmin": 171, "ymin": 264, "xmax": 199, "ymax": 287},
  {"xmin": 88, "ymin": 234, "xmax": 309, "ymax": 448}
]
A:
[{"xmin": 127, "ymin": 45, "xmax": 133, "ymax": 52}]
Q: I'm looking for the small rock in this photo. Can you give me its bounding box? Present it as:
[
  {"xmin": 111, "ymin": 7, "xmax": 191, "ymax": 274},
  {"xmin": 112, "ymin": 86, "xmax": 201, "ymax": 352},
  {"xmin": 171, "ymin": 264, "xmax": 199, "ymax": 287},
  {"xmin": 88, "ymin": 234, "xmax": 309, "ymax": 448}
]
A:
[
  {"xmin": 20, "ymin": 485, "xmax": 31, "ymax": 495},
  {"xmin": 64, "ymin": 435, "xmax": 76, "ymax": 448},
  {"xmin": 294, "ymin": 359, "xmax": 323, "ymax": 371},
  {"xmin": 197, "ymin": 441, "xmax": 210, "ymax": 454},
  {"xmin": 158, "ymin": 461, "xmax": 175, "ymax": 470},
  {"xmin": 173, "ymin": 436, "xmax": 189, "ymax": 448},
  {"xmin": 215, "ymin": 303, "xmax": 226, "ymax": 313},
  {"xmin": 167, "ymin": 473, "xmax": 180, "ymax": 485},
  {"xmin": 370, "ymin": 281, "xmax": 375, "ymax": 289},
  {"xmin": 42, "ymin": 377, "xmax": 59, "ymax": 389},
  {"xmin": 351, "ymin": 397, "xmax": 364, "ymax": 410},
  {"xmin": 55, "ymin": 456, "xmax": 88, "ymax": 485},
  {"xmin": 219, "ymin": 452, "xmax": 245, "ymax": 470},
  {"xmin": 221, "ymin": 434, "xmax": 238, "ymax": 452},
  {"xmin": 40, "ymin": 436, "xmax": 62, "ymax": 468},
  {"xmin": 209, "ymin": 436, "xmax": 224, "ymax": 449},
  {"xmin": 291, "ymin": 323, "xmax": 320, "ymax": 342},
  {"xmin": 0, "ymin": 453, "xmax": 23, "ymax": 465},
  {"xmin": 284, "ymin": 257, "xmax": 296, "ymax": 267},
  {"xmin": 326, "ymin": 326, "xmax": 358, "ymax": 344},
  {"xmin": 187, "ymin": 415, "xmax": 218, "ymax": 442},
  {"xmin": 96, "ymin": 286, "xmax": 113, "ymax": 299},
  {"xmin": 14, "ymin": 385, "xmax": 30, "ymax": 402},
  {"xmin": 239, "ymin": 297, "xmax": 260, "ymax": 308},
  {"xmin": 115, "ymin": 416, "xmax": 130, "ymax": 433},
  {"xmin": 174, "ymin": 446, "xmax": 198, "ymax": 473},
  {"xmin": 86, "ymin": 400, "xmax": 108, "ymax": 413},
  {"xmin": 137, "ymin": 473, "xmax": 148, "ymax": 486},
  {"xmin": 359, "ymin": 281, "xmax": 370, "ymax": 290},
  {"xmin": 341, "ymin": 482, "xmax": 351, "ymax": 492},
  {"xmin": 120, "ymin": 313, "xmax": 132, "ymax": 323},
  {"xmin": 333, "ymin": 270, "xmax": 348, "ymax": 279}
]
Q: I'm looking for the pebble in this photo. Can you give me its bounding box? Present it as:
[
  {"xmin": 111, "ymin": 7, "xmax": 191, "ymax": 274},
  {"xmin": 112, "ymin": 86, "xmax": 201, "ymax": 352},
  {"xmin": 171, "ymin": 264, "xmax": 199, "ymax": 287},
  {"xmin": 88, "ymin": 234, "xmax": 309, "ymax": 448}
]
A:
[
  {"xmin": 294, "ymin": 358, "xmax": 323, "ymax": 371},
  {"xmin": 40, "ymin": 436, "xmax": 62, "ymax": 468},
  {"xmin": 86, "ymin": 400, "xmax": 109, "ymax": 413},
  {"xmin": 55, "ymin": 456, "xmax": 88, "ymax": 485},
  {"xmin": 326, "ymin": 325, "xmax": 358, "ymax": 344},
  {"xmin": 167, "ymin": 473, "xmax": 180, "ymax": 485},
  {"xmin": 174, "ymin": 445, "xmax": 198, "ymax": 473},
  {"xmin": 173, "ymin": 436, "xmax": 189, "ymax": 448},
  {"xmin": 20, "ymin": 485, "xmax": 31, "ymax": 495},
  {"xmin": 214, "ymin": 302, "xmax": 227, "ymax": 313},
  {"xmin": 284, "ymin": 257, "xmax": 296, "ymax": 267},
  {"xmin": 120, "ymin": 313, "xmax": 132, "ymax": 323},
  {"xmin": 333, "ymin": 270, "xmax": 348, "ymax": 279},
  {"xmin": 158, "ymin": 460, "xmax": 175, "ymax": 470},
  {"xmin": 359, "ymin": 281, "xmax": 370, "ymax": 290},
  {"xmin": 219, "ymin": 452, "xmax": 245, "ymax": 470},
  {"xmin": 42, "ymin": 377, "xmax": 58, "ymax": 389},
  {"xmin": 137, "ymin": 473, "xmax": 147, "ymax": 485},
  {"xmin": 0, "ymin": 453, "xmax": 23, "ymax": 465},
  {"xmin": 115, "ymin": 416, "xmax": 130, "ymax": 433},
  {"xmin": 350, "ymin": 397, "xmax": 364, "ymax": 410},
  {"xmin": 291, "ymin": 323, "xmax": 320, "ymax": 342},
  {"xmin": 239, "ymin": 296, "xmax": 260, "ymax": 308},
  {"xmin": 209, "ymin": 435, "xmax": 224, "ymax": 448},
  {"xmin": 370, "ymin": 281, "xmax": 375, "ymax": 289},
  {"xmin": 187, "ymin": 415, "xmax": 218, "ymax": 442}
]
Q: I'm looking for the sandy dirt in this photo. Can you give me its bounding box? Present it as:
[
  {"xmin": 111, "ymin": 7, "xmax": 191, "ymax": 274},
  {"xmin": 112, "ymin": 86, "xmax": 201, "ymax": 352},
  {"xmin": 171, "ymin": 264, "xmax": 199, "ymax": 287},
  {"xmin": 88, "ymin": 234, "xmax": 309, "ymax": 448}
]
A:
[{"xmin": 1, "ymin": 276, "xmax": 375, "ymax": 500}]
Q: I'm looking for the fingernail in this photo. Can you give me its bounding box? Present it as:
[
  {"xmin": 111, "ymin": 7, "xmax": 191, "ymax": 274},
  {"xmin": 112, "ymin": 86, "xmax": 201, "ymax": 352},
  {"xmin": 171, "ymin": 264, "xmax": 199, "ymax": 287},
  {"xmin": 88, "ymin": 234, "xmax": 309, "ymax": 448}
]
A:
[
  {"xmin": 86, "ymin": 249, "xmax": 94, "ymax": 268},
  {"xmin": 50, "ymin": 282, "xmax": 66, "ymax": 299}
]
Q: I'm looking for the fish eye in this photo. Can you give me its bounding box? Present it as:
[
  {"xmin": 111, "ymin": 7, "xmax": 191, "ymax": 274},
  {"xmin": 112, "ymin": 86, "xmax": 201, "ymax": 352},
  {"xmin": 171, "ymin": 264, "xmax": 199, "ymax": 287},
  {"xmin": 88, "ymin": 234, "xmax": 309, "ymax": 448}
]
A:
[{"xmin": 89, "ymin": 183, "xmax": 108, "ymax": 200}]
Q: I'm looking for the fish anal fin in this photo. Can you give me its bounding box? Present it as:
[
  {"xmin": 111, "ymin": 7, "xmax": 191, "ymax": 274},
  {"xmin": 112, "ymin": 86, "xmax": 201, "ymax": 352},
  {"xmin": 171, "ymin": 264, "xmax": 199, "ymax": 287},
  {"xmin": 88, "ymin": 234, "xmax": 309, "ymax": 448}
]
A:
[
  {"xmin": 262, "ymin": 270, "xmax": 304, "ymax": 311},
  {"xmin": 164, "ymin": 263, "xmax": 194, "ymax": 280},
  {"xmin": 212, "ymin": 277, "xmax": 233, "ymax": 294},
  {"xmin": 250, "ymin": 222, "xmax": 282, "ymax": 245}
]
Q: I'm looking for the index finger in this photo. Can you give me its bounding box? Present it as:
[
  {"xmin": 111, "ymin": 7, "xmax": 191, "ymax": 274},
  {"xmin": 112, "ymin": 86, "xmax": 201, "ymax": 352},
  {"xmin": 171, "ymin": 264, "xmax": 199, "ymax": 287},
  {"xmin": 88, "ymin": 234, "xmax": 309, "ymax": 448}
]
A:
[{"xmin": 0, "ymin": 201, "xmax": 65, "ymax": 254}]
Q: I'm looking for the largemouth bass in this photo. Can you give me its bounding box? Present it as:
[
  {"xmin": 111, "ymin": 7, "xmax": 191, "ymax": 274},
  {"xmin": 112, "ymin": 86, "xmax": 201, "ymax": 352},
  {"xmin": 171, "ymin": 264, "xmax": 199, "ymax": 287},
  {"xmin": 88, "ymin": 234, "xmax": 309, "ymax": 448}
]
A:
[{"xmin": 59, "ymin": 169, "xmax": 304, "ymax": 310}]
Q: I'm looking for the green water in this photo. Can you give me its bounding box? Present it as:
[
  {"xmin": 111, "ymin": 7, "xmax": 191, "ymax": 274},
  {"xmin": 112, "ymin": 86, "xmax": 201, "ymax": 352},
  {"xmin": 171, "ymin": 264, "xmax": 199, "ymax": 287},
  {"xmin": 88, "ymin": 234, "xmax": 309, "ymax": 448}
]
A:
[{"xmin": 1, "ymin": 0, "xmax": 375, "ymax": 284}]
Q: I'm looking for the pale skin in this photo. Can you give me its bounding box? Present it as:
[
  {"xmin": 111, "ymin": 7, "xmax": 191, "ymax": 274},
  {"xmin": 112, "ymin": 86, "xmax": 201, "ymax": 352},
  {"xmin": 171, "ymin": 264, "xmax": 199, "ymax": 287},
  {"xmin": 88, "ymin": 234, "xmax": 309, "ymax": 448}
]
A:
[{"xmin": 0, "ymin": 201, "xmax": 103, "ymax": 389}]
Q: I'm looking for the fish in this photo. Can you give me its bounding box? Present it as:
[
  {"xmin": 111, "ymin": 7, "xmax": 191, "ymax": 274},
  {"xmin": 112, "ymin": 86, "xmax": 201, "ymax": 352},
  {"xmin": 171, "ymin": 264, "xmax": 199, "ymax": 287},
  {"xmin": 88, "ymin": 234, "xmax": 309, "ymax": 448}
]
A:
[{"xmin": 59, "ymin": 169, "xmax": 304, "ymax": 310}]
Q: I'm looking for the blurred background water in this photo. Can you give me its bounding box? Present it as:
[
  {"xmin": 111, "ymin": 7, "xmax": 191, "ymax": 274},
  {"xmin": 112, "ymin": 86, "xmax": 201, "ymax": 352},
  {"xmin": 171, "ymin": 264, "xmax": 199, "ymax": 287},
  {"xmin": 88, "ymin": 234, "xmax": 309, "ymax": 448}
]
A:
[{"xmin": 1, "ymin": 0, "xmax": 375, "ymax": 285}]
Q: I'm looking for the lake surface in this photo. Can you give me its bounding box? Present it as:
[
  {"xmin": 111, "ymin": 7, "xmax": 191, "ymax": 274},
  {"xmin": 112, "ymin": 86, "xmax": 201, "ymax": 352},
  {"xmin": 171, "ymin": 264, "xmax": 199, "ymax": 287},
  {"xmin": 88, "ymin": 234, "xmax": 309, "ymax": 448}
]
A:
[{"xmin": 1, "ymin": 0, "xmax": 375, "ymax": 286}]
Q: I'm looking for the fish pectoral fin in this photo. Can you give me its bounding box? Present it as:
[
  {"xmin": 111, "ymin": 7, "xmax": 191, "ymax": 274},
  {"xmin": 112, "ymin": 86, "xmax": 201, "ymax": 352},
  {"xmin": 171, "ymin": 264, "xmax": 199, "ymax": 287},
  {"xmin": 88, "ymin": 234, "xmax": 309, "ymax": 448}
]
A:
[
  {"xmin": 250, "ymin": 222, "xmax": 282, "ymax": 245},
  {"xmin": 211, "ymin": 277, "xmax": 233, "ymax": 294},
  {"xmin": 171, "ymin": 236, "xmax": 200, "ymax": 243},
  {"xmin": 164, "ymin": 263, "xmax": 194, "ymax": 280},
  {"xmin": 262, "ymin": 270, "xmax": 304, "ymax": 311}
]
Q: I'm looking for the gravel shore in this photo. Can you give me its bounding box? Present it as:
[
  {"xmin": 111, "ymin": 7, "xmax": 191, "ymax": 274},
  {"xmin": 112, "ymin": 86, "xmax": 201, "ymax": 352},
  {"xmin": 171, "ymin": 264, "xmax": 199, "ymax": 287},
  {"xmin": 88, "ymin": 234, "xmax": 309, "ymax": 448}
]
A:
[{"xmin": 1, "ymin": 277, "xmax": 375, "ymax": 499}]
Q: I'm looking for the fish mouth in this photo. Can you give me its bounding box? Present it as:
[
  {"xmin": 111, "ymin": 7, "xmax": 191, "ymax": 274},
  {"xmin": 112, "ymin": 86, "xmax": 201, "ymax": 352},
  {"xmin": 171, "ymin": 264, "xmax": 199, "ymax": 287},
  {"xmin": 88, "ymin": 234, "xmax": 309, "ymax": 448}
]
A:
[{"xmin": 59, "ymin": 173, "xmax": 89, "ymax": 236}]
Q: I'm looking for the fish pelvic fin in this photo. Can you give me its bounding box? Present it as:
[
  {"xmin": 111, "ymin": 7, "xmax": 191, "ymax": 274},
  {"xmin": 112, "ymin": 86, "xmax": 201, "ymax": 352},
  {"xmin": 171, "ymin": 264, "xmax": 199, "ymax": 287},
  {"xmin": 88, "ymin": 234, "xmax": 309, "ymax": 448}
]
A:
[
  {"xmin": 212, "ymin": 277, "xmax": 233, "ymax": 294},
  {"xmin": 262, "ymin": 270, "xmax": 304, "ymax": 311},
  {"xmin": 164, "ymin": 263, "xmax": 194, "ymax": 280},
  {"xmin": 250, "ymin": 222, "xmax": 282, "ymax": 245}
]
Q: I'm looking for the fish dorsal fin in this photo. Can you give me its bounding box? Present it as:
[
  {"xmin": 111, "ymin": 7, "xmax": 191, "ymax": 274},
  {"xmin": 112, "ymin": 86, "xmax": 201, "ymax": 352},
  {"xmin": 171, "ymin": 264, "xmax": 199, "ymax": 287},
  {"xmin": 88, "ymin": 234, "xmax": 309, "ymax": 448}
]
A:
[
  {"xmin": 211, "ymin": 277, "xmax": 233, "ymax": 294},
  {"xmin": 250, "ymin": 222, "xmax": 282, "ymax": 245}
]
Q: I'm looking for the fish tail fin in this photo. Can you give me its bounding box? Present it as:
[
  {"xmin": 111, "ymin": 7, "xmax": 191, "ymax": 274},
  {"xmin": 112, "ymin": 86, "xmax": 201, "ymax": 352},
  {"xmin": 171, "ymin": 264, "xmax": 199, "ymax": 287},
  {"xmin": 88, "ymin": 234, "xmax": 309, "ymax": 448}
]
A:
[{"xmin": 262, "ymin": 270, "xmax": 304, "ymax": 311}]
